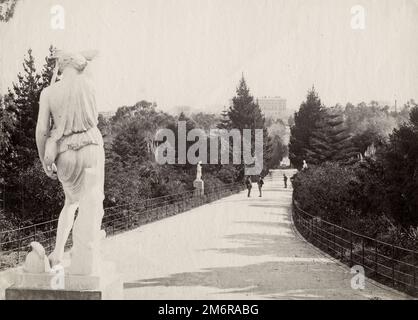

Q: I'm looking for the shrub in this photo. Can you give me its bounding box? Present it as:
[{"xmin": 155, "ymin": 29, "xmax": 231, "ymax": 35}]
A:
[
  {"xmin": 292, "ymin": 162, "xmax": 360, "ymax": 225},
  {"xmin": 292, "ymin": 161, "xmax": 417, "ymax": 246}
]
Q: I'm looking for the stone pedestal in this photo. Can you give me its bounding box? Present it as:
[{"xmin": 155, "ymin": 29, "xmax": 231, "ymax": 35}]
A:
[
  {"xmin": 193, "ymin": 179, "xmax": 204, "ymax": 196},
  {"xmin": 5, "ymin": 261, "xmax": 122, "ymax": 300}
]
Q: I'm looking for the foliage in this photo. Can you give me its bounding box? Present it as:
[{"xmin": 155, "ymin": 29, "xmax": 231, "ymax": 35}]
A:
[
  {"xmin": 293, "ymin": 107, "xmax": 418, "ymax": 245},
  {"xmin": 0, "ymin": 48, "xmax": 58, "ymax": 222},
  {"xmin": 0, "ymin": 95, "xmax": 16, "ymax": 184},
  {"xmin": 382, "ymin": 106, "xmax": 418, "ymax": 226},
  {"xmin": 269, "ymin": 135, "xmax": 287, "ymax": 168},
  {"xmin": 217, "ymin": 109, "xmax": 231, "ymax": 130},
  {"xmin": 6, "ymin": 49, "xmax": 42, "ymax": 171},
  {"xmin": 293, "ymin": 162, "xmax": 396, "ymax": 238},
  {"xmin": 190, "ymin": 112, "xmax": 220, "ymax": 131},
  {"xmin": 18, "ymin": 161, "xmax": 64, "ymax": 222},
  {"xmin": 0, "ymin": 0, "xmax": 19, "ymax": 22},
  {"xmin": 289, "ymin": 87, "xmax": 323, "ymax": 169},
  {"xmin": 228, "ymin": 76, "xmax": 264, "ymax": 131},
  {"xmin": 227, "ymin": 75, "xmax": 272, "ymax": 177},
  {"xmin": 344, "ymin": 101, "xmax": 403, "ymax": 154},
  {"xmin": 305, "ymin": 107, "xmax": 357, "ymax": 164}
]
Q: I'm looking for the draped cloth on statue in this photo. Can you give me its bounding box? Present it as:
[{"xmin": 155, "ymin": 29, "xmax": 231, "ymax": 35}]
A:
[
  {"xmin": 57, "ymin": 143, "xmax": 104, "ymax": 207},
  {"xmin": 48, "ymin": 71, "xmax": 104, "ymax": 203}
]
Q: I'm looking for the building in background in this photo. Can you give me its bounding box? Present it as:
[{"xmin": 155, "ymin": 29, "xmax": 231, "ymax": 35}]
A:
[
  {"xmin": 256, "ymin": 96, "xmax": 287, "ymax": 120},
  {"xmin": 173, "ymin": 105, "xmax": 192, "ymax": 116},
  {"xmin": 99, "ymin": 111, "xmax": 115, "ymax": 119}
]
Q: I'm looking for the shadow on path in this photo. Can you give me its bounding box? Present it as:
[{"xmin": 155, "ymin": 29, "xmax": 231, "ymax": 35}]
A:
[{"xmin": 123, "ymin": 260, "xmax": 367, "ymax": 300}]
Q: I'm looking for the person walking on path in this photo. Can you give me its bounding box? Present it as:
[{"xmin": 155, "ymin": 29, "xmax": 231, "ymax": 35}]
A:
[
  {"xmin": 257, "ymin": 176, "xmax": 264, "ymax": 197},
  {"xmin": 283, "ymin": 174, "xmax": 288, "ymax": 189},
  {"xmin": 245, "ymin": 176, "xmax": 252, "ymax": 197}
]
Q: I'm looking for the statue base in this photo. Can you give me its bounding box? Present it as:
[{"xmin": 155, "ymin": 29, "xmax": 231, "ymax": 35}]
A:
[
  {"xmin": 193, "ymin": 179, "xmax": 204, "ymax": 196},
  {"xmin": 5, "ymin": 287, "xmax": 104, "ymax": 300},
  {"xmin": 5, "ymin": 261, "xmax": 122, "ymax": 300}
]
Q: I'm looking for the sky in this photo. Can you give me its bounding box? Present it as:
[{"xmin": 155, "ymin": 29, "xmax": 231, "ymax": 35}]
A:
[{"xmin": 1, "ymin": 0, "xmax": 417, "ymax": 113}]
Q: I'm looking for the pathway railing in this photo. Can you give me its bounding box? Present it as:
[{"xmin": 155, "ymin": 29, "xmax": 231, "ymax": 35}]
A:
[
  {"xmin": 292, "ymin": 199, "xmax": 418, "ymax": 296},
  {"xmin": 0, "ymin": 182, "xmax": 244, "ymax": 270}
]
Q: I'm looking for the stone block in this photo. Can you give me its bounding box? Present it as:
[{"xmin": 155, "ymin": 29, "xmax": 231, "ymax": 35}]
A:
[{"xmin": 5, "ymin": 261, "xmax": 122, "ymax": 300}]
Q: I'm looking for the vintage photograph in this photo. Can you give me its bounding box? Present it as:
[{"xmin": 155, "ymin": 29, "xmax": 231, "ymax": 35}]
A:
[{"xmin": 0, "ymin": 0, "xmax": 417, "ymax": 305}]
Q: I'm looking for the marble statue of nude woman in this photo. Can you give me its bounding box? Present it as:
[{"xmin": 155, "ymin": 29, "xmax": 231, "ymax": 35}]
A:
[{"xmin": 35, "ymin": 50, "xmax": 105, "ymax": 275}]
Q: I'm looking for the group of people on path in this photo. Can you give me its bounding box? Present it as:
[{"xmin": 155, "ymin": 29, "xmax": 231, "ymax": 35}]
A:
[
  {"xmin": 245, "ymin": 176, "xmax": 264, "ymax": 197},
  {"xmin": 245, "ymin": 173, "xmax": 289, "ymax": 198}
]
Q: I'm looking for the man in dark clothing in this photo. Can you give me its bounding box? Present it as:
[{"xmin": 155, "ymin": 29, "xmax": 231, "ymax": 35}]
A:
[
  {"xmin": 245, "ymin": 176, "xmax": 252, "ymax": 197},
  {"xmin": 257, "ymin": 176, "xmax": 264, "ymax": 197},
  {"xmin": 283, "ymin": 174, "xmax": 288, "ymax": 189}
]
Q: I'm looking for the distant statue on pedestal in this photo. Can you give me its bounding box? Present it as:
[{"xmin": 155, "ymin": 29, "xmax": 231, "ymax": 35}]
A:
[
  {"xmin": 193, "ymin": 161, "xmax": 204, "ymax": 196},
  {"xmin": 196, "ymin": 161, "xmax": 202, "ymax": 181},
  {"xmin": 35, "ymin": 49, "xmax": 104, "ymax": 275}
]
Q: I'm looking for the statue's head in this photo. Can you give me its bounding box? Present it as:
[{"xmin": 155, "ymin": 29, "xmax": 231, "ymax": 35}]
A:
[{"xmin": 52, "ymin": 49, "xmax": 99, "ymax": 73}]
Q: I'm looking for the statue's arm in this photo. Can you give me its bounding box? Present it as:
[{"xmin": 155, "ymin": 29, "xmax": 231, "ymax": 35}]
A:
[{"xmin": 36, "ymin": 89, "xmax": 51, "ymax": 166}]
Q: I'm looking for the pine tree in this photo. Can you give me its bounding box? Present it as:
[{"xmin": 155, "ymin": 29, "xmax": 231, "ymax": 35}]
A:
[
  {"xmin": 228, "ymin": 75, "xmax": 270, "ymax": 176},
  {"xmin": 383, "ymin": 106, "xmax": 418, "ymax": 225},
  {"xmin": 5, "ymin": 47, "xmax": 57, "ymax": 176},
  {"xmin": 262, "ymin": 128, "xmax": 273, "ymax": 175},
  {"xmin": 0, "ymin": 95, "xmax": 16, "ymax": 184},
  {"xmin": 41, "ymin": 46, "xmax": 57, "ymax": 87},
  {"xmin": 228, "ymin": 75, "xmax": 264, "ymax": 130},
  {"xmin": 6, "ymin": 49, "xmax": 42, "ymax": 170},
  {"xmin": 305, "ymin": 107, "xmax": 357, "ymax": 164},
  {"xmin": 289, "ymin": 86, "xmax": 323, "ymax": 169}
]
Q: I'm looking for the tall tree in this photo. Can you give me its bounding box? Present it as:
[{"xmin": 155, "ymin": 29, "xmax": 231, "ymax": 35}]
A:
[
  {"xmin": 289, "ymin": 86, "xmax": 323, "ymax": 169},
  {"xmin": 41, "ymin": 46, "xmax": 57, "ymax": 86},
  {"xmin": 269, "ymin": 135, "xmax": 288, "ymax": 168},
  {"xmin": 305, "ymin": 107, "xmax": 357, "ymax": 164},
  {"xmin": 6, "ymin": 49, "xmax": 42, "ymax": 171},
  {"xmin": 0, "ymin": 95, "xmax": 16, "ymax": 184},
  {"xmin": 228, "ymin": 75, "xmax": 268, "ymax": 176},
  {"xmin": 228, "ymin": 75, "xmax": 264, "ymax": 130},
  {"xmin": 1, "ymin": 48, "xmax": 61, "ymax": 221},
  {"xmin": 262, "ymin": 128, "xmax": 273, "ymax": 175},
  {"xmin": 5, "ymin": 47, "xmax": 56, "ymax": 174},
  {"xmin": 383, "ymin": 106, "xmax": 418, "ymax": 225}
]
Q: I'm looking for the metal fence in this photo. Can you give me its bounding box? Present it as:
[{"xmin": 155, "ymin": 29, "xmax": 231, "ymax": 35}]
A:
[
  {"xmin": 0, "ymin": 182, "xmax": 244, "ymax": 270},
  {"xmin": 292, "ymin": 199, "xmax": 418, "ymax": 296}
]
